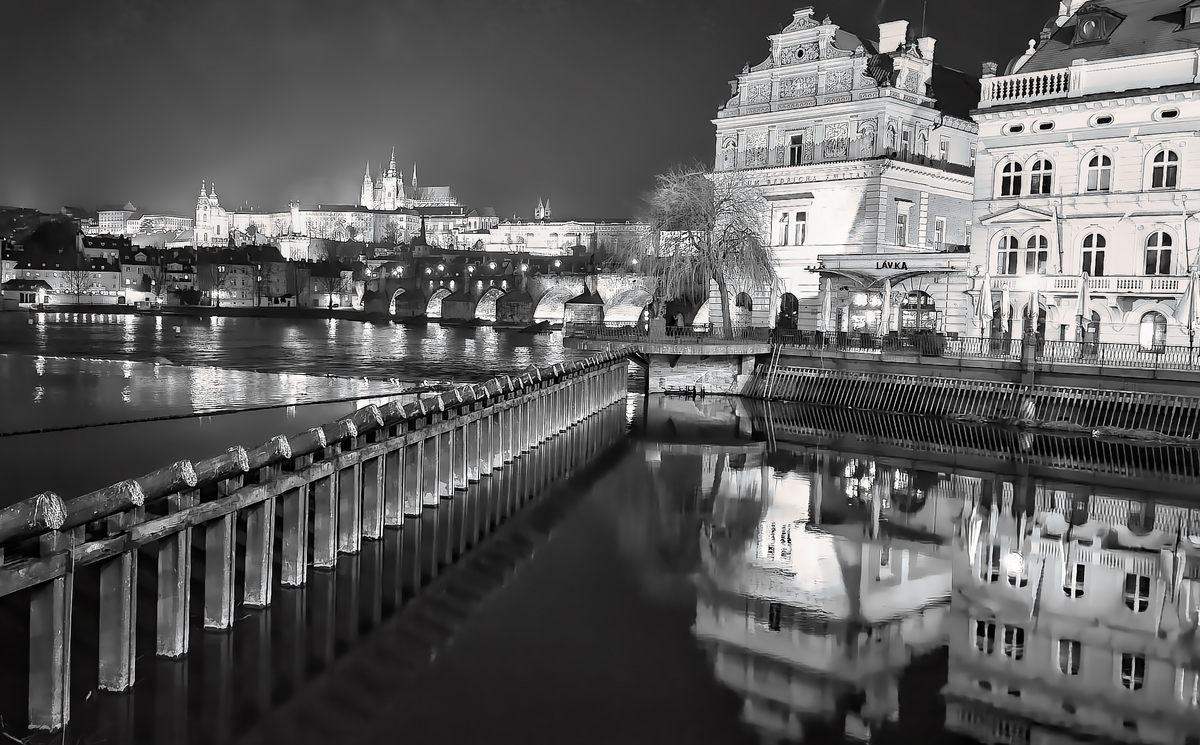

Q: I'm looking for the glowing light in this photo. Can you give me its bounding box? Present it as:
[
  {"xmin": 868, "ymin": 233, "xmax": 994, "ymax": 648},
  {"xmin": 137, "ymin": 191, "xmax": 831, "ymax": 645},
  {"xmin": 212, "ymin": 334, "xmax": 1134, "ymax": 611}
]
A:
[
  {"xmin": 520, "ymin": 264, "xmax": 528, "ymax": 272},
  {"xmin": 467, "ymin": 266, "xmax": 475, "ymax": 273},
  {"xmin": 488, "ymin": 262, "xmax": 497, "ymax": 270},
  {"xmin": 425, "ymin": 268, "xmax": 432, "ymax": 274},
  {"xmin": 1002, "ymin": 552, "xmax": 1025, "ymax": 576},
  {"xmin": 437, "ymin": 264, "xmax": 445, "ymax": 271},
  {"xmin": 554, "ymin": 259, "xmax": 561, "ymax": 267},
  {"xmin": 631, "ymin": 258, "xmax": 639, "ymax": 265}
]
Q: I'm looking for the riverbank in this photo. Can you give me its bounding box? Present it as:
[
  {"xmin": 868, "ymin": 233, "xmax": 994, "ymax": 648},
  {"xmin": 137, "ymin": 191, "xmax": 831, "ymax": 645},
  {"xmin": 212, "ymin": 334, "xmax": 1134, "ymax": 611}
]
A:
[{"xmin": 3, "ymin": 303, "xmax": 549, "ymax": 329}]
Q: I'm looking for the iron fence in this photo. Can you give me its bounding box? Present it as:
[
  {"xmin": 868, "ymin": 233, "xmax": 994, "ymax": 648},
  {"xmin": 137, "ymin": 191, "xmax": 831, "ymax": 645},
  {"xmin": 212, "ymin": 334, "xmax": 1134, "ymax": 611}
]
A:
[{"xmin": 567, "ymin": 322, "xmax": 771, "ymax": 342}]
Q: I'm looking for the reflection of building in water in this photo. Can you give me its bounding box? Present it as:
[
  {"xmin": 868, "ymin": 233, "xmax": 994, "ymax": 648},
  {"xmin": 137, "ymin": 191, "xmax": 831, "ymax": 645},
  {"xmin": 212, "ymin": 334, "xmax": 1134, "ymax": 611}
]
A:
[
  {"xmin": 695, "ymin": 450, "xmax": 958, "ymax": 741},
  {"xmin": 945, "ymin": 480, "xmax": 1200, "ymax": 745}
]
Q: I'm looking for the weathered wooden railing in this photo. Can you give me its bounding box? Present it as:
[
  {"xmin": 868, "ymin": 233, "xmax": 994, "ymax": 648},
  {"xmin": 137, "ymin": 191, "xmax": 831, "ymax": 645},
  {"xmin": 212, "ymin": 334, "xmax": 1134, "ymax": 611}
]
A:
[{"xmin": 0, "ymin": 351, "xmax": 631, "ymax": 732}]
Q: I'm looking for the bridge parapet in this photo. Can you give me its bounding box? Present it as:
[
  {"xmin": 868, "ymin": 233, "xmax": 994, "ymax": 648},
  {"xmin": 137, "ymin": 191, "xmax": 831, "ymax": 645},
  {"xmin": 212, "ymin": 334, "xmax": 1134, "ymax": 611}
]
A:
[{"xmin": 0, "ymin": 350, "xmax": 634, "ymax": 733}]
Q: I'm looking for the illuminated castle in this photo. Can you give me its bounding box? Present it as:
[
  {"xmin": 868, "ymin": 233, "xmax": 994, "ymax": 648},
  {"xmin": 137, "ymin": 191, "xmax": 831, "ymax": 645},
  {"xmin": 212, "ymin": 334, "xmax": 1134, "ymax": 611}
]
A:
[{"xmin": 359, "ymin": 148, "xmax": 456, "ymax": 211}]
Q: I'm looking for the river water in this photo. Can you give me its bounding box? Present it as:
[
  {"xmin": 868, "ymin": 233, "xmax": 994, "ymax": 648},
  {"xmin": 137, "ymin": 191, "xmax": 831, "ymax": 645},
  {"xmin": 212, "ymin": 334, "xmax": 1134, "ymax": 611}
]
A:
[
  {"xmin": 3, "ymin": 392, "xmax": 1197, "ymax": 744},
  {"xmin": 1, "ymin": 314, "xmax": 1197, "ymax": 744}
]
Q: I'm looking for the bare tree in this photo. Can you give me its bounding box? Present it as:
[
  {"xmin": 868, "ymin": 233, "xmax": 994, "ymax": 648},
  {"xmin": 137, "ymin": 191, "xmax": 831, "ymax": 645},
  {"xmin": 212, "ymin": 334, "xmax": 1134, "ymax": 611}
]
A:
[
  {"xmin": 60, "ymin": 263, "xmax": 95, "ymax": 305},
  {"xmin": 382, "ymin": 220, "xmax": 402, "ymax": 245},
  {"xmin": 144, "ymin": 257, "xmax": 170, "ymax": 302},
  {"xmin": 200, "ymin": 262, "xmax": 231, "ymax": 307},
  {"xmin": 612, "ymin": 164, "xmax": 776, "ymax": 335}
]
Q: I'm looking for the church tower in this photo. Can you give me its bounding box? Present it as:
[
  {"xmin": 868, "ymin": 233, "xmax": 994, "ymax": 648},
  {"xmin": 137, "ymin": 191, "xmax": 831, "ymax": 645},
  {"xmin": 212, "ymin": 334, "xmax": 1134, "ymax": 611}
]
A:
[
  {"xmin": 534, "ymin": 198, "xmax": 545, "ymax": 221},
  {"xmin": 382, "ymin": 147, "xmax": 399, "ymax": 210},
  {"xmin": 544, "ymin": 199, "xmax": 551, "ymax": 221},
  {"xmin": 412, "ymin": 163, "xmax": 418, "ymax": 188},
  {"xmin": 360, "ymin": 161, "xmax": 374, "ymax": 209}
]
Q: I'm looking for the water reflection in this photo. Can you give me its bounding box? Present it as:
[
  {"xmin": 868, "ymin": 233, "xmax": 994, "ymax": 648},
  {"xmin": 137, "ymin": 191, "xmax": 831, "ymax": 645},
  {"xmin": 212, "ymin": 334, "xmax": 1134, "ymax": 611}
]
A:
[{"xmin": 627, "ymin": 397, "xmax": 1200, "ymax": 744}]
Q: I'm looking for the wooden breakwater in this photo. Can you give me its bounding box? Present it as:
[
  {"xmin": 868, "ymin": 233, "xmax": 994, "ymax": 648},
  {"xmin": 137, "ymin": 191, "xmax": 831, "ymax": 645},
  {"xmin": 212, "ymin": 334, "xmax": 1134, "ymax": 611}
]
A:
[
  {"xmin": 0, "ymin": 351, "xmax": 631, "ymax": 733},
  {"xmin": 748, "ymin": 364, "xmax": 1200, "ymax": 442}
]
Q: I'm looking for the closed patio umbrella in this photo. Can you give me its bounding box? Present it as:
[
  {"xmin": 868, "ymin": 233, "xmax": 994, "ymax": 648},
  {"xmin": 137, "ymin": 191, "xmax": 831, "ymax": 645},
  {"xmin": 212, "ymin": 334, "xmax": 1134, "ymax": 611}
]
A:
[
  {"xmin": 820, "ymin": 278, "xmax": 833, "ymax": 334},
  {"xmin": 880, "ymin": 278, "xmax": 892, "ymax": 335},
  {"xmin": 1173, "ymin": 266, "xmax": 1200, "ymax": 352},
  {"xmin": 978, "ymin": 272, "xmax": 994, "ymax": 338}
]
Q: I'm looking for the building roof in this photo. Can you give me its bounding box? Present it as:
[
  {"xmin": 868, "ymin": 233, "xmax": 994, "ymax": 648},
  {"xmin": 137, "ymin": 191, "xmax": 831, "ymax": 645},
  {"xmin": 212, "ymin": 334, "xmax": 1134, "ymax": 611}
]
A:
[
  {"xmin": 1018, "ymin": 0, "xmax": 1200, "ymax": 73},
  {"xmin": 96, "ymin": 203, "xmax": 136, "ymax": 213},
  {"xmin": 2, "ymin": 279, "xmax": 53, "ymax": 292},
  {"xmin": 83, "ymin": 235, "xmax": 132, "ymax": 249},
  {"xmin": 405, "ymin": 185, "xmax": 453, "ymax": 201}
]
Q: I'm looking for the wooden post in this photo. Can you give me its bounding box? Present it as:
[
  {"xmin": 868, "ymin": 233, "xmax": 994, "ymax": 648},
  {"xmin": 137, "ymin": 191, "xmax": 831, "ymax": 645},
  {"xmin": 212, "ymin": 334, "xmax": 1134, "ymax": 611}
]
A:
[
  {"xmin": 157, "ymin": 491, "xmax": 195, "ymax": 656},
  {"xmin": 336, "ymin": 454, "xmax": 362, "ymax": 555},
  {"xmin": 280, "ymin": 480, "xmax": 309, "ymax": 588},
  {"xmin": 491, "ymin": 409, "xmax": 504, "ymax": 470},
  {"xmin": 204, "ymin": 474, "xmax": 240, "ymax": 630},
  {"xmin": 422, "ymin": 435, "xmax": 440, "ymax": 507},
  {"xmin": 244, "ymin": 493, "xmax": 276, "ymax": 608},
  {"xmin": 98, "ymin": 508, "xmax": 140, "ymax": 691},
  {"xmin": 465, "ymin": 410, "xmax": 480, "ymax": 479},
  {"xmin": 477, "ymin": 406, "xmax": 492, "ymax": 475},
  {"xmin": 501, "ymin": 404, "xmax": 514, "ymax": 464},
  {"xmin": 437, "ymin": 430, "xmax": 454, "ymax": 499},
  {"xmin": 312, "ymin": 473, "xmax": 338, "ymax": 570},
  {"xmin": 383, "ymin": 447, "xmax": 404, "ymax": 526},
  {"xmin": 28, "ymin": 529, "xmax": 74, "ymax": 731},
  {"xmin": 452, "ymin": 421, "xmax": 467, "ymax": 490},
  {"xmin": 362, "ymin": 454, "xmax": 385, "ymax": 540},
  {"xmin": 403, "ymin": 439, "xmax": 425, "ymax": 514}
]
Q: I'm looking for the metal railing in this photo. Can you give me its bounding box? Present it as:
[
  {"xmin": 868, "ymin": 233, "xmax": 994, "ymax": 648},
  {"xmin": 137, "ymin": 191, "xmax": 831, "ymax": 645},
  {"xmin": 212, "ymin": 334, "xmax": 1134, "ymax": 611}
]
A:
[
  {"xmin": 567, "ymin": 321, "xmax": 772, "ymax": 343},
  {"xmin": 770, "ymin": 329, "xmax": 1200, "ymax": 371}
]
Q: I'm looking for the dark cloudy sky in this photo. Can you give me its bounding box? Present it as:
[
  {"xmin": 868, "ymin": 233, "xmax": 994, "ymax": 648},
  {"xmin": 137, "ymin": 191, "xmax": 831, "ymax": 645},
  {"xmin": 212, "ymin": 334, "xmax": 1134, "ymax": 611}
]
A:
[{"xmin": 1, "ymin": 0, "xmax": 1052, "ymax": 219}]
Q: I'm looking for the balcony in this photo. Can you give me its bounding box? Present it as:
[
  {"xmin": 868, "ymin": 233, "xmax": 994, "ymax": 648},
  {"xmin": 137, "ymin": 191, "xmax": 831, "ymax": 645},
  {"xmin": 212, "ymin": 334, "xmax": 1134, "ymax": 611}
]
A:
[
  {"xmin": 979, "ymin": 68, "xmax": 1071, "ymax": 108},
  {"xmin": 987, "ymin": 274, "xmax": 1188, "ymax": 297}
]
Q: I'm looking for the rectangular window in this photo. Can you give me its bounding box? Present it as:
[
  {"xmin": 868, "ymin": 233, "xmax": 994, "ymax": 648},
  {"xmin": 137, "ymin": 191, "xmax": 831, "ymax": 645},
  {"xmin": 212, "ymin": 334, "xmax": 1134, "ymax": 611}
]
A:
[
  {"xmin": 789, "ymin": 135, "xmax": 804, "ymax": 166},
  {"xmin": 997, "ymin": 251, "xmax": 1019, "ymax": 275},
  {"xmin": 939, "ymin": 138, "xmax": 949, "ymax": 162},
  {"xmin": 896, "ymin": 212, "xmax": 908, "ymax": 246},
  {"xmin": 778, "ymin": 213, "xmax": 790, "ymax": 246},
  {"xmin": 1083, "ymin": 250, "xmax": 1106, "ymax": 276},
  {"xmin": 901, "ymin": 129, "xmax": 911, "ymax": 157},
  {"xmin": 1059, "ymin": 639, "xmax": 1081, "ymax": 675},
  {"xmin": 975, "ymin": 620, "xmax": 996, "ymax": 654},
  {"xmin": 1026, "ymin": 250, "xmax": 1048, "ymax": 275},
  {"xmin": 794, "ymin": 212, "xmax": 807, "ymax": 245},
  {"xmin": 970, "ymin": 145, "xmax": 977, "ymax": 169},
  {"xmin": 933, "ymin": 217, "xmax": 946, "ymax": 246},
  {"xmin": 1064, "ymin": 563, "xmax": 1085, "ymax": 597},
  {"xmin": 1003, "ymin": 626, "xmax": 1025, "ymax": 660},
  {"xmin": 1146, "ymin": 248, "xmax": 1173, "ymax": 275},
  {"xmin": 1121, "ymin": 653, "xmax": 1146, "ymax": 690},
  {"xmin": 1124, "ymin": 574, "xmax": 1151, "ymax": 612}
]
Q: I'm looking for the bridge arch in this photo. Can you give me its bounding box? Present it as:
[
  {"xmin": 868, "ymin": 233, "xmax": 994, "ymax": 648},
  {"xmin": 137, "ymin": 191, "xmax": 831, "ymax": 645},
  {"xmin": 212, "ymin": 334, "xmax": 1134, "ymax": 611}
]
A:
[
  {"xmin": 388, "ymin": 287, "xmax": 406, "ymax": 315},
  {"xmin": 604, "ymin": 286, "xmax": 654, "ymax": 324},
  {"xmin": 533, "ymin": 285, "xmax": 579, "ymax": 324},
  {"xmin": 426, "ymin": 288, "xmax": 451, "ymax": 319},
  {"xmin": 474, "ymin": 287, "xmax": 506, "ymax": 322}
]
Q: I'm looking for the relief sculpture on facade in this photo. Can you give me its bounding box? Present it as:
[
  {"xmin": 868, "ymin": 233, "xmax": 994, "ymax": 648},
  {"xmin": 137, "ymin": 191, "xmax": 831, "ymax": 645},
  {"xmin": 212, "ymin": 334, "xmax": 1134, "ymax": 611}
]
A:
[
  {"xmin": 802, "ymin": 128, "xmax": 815, "ymax": 163},
  {"xmin": 779, "ymin": 78, "xmax": 800, "ymax": 99},
  {"xmin": 780, "ymin": 46, "xmax": 806, "ymax": 65},
  {"xmin": 797, "ymin": 76, "xmax": 818, "ymax": 97},
  {"xmin": 823, "ymin": 122, "xmax": 850, "ymax": 160},
  {"xmin": 747, "ymin": 83, "xmax": 771, "ymax": 105},
  {"xmin": 826, "ymin": 68, "xmax": 853, "ymax": 93},
  {"xmin": 746, "ymin": 132, "xmax": 768, "ymax": 168},
  {"xmin": 903, "ymin": 69, "xmax": 921, "ymax": 92}
]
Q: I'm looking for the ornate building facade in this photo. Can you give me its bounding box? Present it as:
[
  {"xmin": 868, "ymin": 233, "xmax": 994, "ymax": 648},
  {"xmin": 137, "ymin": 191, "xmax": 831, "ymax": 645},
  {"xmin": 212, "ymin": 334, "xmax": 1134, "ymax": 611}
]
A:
[
  {"xmin": 711, "ymin": 7, "xmax": 979, "ymax": 332},
  {"xmin": 964, "ymin": 0, "xmax": 1200, "ymax": 348}
]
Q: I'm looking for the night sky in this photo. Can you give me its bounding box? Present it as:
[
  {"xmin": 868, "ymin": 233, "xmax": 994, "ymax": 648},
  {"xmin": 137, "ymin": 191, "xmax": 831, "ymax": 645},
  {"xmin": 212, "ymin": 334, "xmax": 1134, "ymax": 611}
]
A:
[{"xmin": 1, "ymin": 0, "xmax": 1052, "ymax": 220}]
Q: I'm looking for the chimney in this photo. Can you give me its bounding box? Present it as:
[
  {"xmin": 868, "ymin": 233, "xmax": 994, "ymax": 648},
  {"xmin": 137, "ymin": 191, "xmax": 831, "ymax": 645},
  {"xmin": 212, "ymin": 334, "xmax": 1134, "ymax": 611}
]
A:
[
  {"xmin": 982, "ymin": 61, "xmax": 998, "ymax": 77},
  {"xmin": 917, "ymin": 36, "xmax": 936, "ymax": 60},
  {"xmin": 878, "ymin": 20, "xmax": 909, "ymax": 54}
]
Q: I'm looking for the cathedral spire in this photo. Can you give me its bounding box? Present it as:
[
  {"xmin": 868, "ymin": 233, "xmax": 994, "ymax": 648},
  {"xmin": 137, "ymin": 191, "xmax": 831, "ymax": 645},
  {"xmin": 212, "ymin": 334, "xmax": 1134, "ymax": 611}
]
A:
[
  {"xmin": 200, "ymin": 180, "xmax": 207, "ymax": 197},
  {"xmin": 363, "ymin": 160, "xmax": 371, "ymax": 181},
  {"xmin": 388, "ymin": 147, "xmax": 397, "ymax": 176},
  {"xmin": 411, "ymin": 162, "xmax": 417, "ymax": 188}
]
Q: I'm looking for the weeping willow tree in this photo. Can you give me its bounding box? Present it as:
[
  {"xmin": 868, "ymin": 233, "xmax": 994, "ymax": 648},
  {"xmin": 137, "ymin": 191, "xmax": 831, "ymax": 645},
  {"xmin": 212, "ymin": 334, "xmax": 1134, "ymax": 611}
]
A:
[{"xmin": 616, "ymin": 164, "xmax": 778, "ymax": 334}]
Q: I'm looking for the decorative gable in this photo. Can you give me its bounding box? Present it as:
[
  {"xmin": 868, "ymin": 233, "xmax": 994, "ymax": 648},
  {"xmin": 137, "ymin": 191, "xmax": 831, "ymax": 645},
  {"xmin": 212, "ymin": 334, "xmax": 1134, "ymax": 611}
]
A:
[{"xmin": 979, "ymin": 205, "xmax": 1055, "ymax": 226}]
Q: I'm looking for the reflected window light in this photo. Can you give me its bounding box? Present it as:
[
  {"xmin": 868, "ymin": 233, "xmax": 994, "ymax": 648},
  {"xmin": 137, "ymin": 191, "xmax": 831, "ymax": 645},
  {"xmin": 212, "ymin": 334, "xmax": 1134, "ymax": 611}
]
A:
[
  {"xmin": 520, "ymin": 264, "xmax": 528, "ymax": 272},
  {"xmin": 488, "ymin": 262, "xmax": 497, "ymax": 270},
  {"xmin": 425, "ymin": 268, "xmax": 432, "ymax": 274},
  {"xmin": 437, "ymin": 264, "xmax": 445, "ymax": 271},
  {"xmin": 468, "ymin": 266, "xmax": 475, "ymax": 273}
]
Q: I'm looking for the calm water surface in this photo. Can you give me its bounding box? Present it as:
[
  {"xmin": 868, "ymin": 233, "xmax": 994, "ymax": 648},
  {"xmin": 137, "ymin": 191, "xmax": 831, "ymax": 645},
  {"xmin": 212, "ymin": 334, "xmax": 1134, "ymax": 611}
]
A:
[
  {"xmin": 0, "ymin": 312, "xmax": 582, "ymax": 380},
  {"xmin": 3, "ymin": 396, "xmax": 1196, "ymax": 744}
]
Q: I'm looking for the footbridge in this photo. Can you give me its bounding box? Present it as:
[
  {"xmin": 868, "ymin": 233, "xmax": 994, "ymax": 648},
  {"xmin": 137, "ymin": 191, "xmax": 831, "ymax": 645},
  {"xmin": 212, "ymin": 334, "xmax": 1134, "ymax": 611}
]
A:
[
  {"xmin": 0, "ymin": 351, "xmax": 634, "ymax": 736},
  {"xmin": 360, "ymin": 254, "xmax": 653, "ymax": 326}
]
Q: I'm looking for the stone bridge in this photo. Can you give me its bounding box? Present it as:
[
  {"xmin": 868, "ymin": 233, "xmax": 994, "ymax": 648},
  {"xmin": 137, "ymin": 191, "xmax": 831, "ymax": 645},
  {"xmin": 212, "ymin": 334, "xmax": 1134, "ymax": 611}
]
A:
[{"xmin": 362, "ymin": 264, "xmax": 653, "ymax": 327}]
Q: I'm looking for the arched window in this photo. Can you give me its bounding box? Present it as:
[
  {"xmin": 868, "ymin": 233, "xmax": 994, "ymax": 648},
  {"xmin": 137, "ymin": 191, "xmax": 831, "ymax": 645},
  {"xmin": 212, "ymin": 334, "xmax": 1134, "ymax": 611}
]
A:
[
  {"xmin": 1145, "ymin": 231, "xmax": 1173, "ymax": 275},
  {"xmin": 1152, "ymin": 150, "xmax": 1180, "ymax": 189},
  {"xmin": 1082, "ymin": 233, "xmax": 1106, "ymax": 276},
  {"xmin": 733, "ymin": 292, "xmax": 754, "ymax": 327},
  {"xmin": 1086, "ymin": 154, "xmax": 1112, "ymax": 192},
  {"xmin": 1139, "ymin": 311, "xmax": 1167, "ymax": 351},
  {"xmin": 1029, "ymin": 159, "xmax": 1053, "ymax": 195},
  {"xmin": 1025, "ymin": 235, "xmax": 1048, "ymax": 275},
  {"xmin": 776, "ymin": 292, "xmax": 799, "ymax": 329},
  {"xmin": 1000, "ymin": 162, "xmax": 1022, "ymax": 197},
  {"xmin": 735, "ymin": 292, "xmax": 753, "ymax": 310},
  {"xmin": 996, "ymin": 235, "xmax": 1019, "ymax": 275}
]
